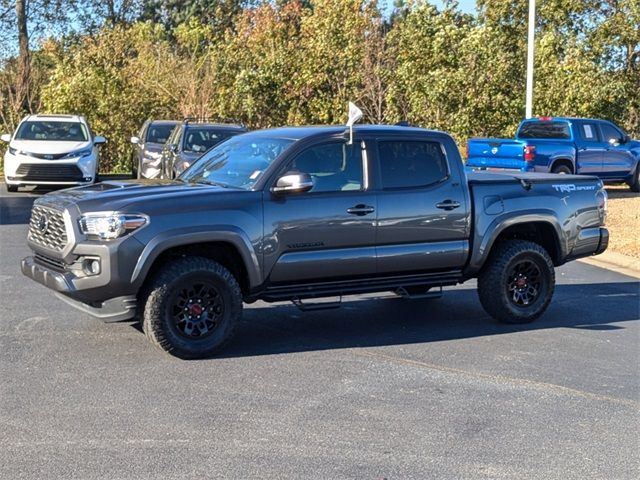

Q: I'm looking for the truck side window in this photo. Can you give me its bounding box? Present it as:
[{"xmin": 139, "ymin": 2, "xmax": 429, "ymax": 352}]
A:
[
  {"xmin": 289, "ymin": 142, "xmax": 364, "ymax": 193},
  {"xmin": 579, "ymin": 123, "xmax": 598, "ymax": 142},
  {"xmin": 378, "ymin": 140, "xmax": 448, "ymax": 189},
  {"xmin": 600, "ymin": 123, "xmax": 622, "ymax": 143}
]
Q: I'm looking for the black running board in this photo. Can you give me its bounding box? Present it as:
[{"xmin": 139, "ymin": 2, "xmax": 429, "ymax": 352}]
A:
[{"xmin": 258, "ymin": 270, "xmax": 462, "ymax": 302}]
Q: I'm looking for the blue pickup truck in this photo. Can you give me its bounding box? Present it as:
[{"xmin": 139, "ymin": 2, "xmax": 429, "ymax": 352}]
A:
[{"xmin": 467, "ymin": 117, "xmax": 640, "ymax": 191}]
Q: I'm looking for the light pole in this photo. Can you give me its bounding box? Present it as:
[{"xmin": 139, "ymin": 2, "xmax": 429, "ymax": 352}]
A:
[{"xmin": 525, "ymin": 0, "xmax": 536, "ymax": 118}]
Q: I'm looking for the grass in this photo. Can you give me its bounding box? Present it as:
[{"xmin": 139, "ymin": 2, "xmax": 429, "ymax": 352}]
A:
[{"xmin": 605, "ymin": 186, "xmax": 640, "ymax": 258}]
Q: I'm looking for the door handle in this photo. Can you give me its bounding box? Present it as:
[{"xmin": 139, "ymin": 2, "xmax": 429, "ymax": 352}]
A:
[
  {"xmin": 436, "ymin": 200, "xmax": 461, "ymax": 211},
  {"xmin": 347, "ymin": 204, "xmax": 375, "ymax": 216}
]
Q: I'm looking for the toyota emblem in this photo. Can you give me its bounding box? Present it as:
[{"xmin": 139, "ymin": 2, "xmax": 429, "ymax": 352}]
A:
[
  {"xmin": 37, "ymin": 214, "xmax": 49, "ymax": 234},
  {"xmin": 491, "ymin": 147, "xmax": 498, "ymax": 155}
]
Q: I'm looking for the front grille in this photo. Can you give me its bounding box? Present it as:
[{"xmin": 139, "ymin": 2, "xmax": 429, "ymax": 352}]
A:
[
  {"xmin": 28, "ymin": 206, "xmax": 68, "ymax": 251},
  {"xmin": 34, "ymin": 253, "xmax": 66, "ymax": 271},
  {"xmin": 16, "ymin": 163, "xmax": 83, "ymax": 181},
  {"xmin": 24, "ymin": 152, "xmax": 69, "ymax": 160}
]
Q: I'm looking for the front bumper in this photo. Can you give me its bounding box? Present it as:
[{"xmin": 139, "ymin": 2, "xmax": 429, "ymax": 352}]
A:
[{"xmin": 21, "ymin": 256, "xmax": 138, "ymax": 321}]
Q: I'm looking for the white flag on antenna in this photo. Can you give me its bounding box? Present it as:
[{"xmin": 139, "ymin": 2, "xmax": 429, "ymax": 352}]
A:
[{"xmin": 346, "ymin": 102, "xmax": 363, "ymax": 127}]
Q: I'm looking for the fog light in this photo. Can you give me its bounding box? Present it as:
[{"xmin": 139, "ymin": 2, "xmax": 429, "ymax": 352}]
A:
[{"xmin": 83, "ymin": 259, "xmax": 101, "ymax": 275}]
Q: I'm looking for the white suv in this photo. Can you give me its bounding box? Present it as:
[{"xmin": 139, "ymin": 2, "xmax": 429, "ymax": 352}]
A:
[{"xmin": 1, "ymin": 114, "xmax": 106, "ymax": 192}]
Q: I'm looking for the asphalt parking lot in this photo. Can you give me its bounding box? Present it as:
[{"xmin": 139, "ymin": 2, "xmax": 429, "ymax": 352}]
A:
[{"xmin": 1, "ymin": 184, "xmax": 639, "ymax": 480}]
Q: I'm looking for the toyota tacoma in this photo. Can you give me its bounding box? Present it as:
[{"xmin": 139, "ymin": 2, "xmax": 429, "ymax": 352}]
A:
[{"xmin": 22, "ymin": 126, "xmax": 609, "ymax": 358}]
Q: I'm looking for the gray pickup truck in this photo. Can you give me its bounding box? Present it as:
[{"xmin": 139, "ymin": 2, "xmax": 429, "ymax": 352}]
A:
[{"xmin": 21, "ymin": 126, "xmax": 609, "ymax": 358}]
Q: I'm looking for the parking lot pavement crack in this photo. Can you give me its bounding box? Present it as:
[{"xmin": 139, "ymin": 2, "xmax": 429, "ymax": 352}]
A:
[{"xmin": 349, "ymin": 348, "xmax": 640, "ymax": 409}]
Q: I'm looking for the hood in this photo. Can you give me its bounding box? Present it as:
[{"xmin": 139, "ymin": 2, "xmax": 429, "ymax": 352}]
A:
[
  {"xmin": 143, "ymin": 143, "xmax": 164, "ymax": 154},
  {"xmin": 10, "ymin": 139, "xmax": 91, "ymax": 154},
  {"xmin": 35, "ymin": 179, "xmax": 242, "ymax": 214}
]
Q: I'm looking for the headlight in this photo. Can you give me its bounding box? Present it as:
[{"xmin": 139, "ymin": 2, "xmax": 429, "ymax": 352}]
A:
[
  {"xmin": 78, "ymin": 212, "xmax": 148, "ymax": 240},
  {"xmin": 65, "ymin": 148, "xmax": 93, "ymax": 159}
]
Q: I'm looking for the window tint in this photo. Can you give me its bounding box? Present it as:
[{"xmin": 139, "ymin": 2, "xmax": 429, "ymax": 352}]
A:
[
  {"xmin": 15, "ymin": 121, "xmax": 88, "ymax": 141},
  {"xmin": 183, "ymin": 127, "xmax": 231, "ymax": 153},
  {"xmin": 378, "ymin": 141, "xmax": 448, "ymax": 189},
  {"xmin": 518, "ymin": 121, "xmax": 571, "ymax": 139},
  {"xmin": 579, "ymin": 123, "xmax": 598, "ymax": 142},
  {"xmin": 289, "ymin": 142, "xmax": 363, "ymax": 193},
  {"xmin": 600, "ymin": 123, "xmax": 622, "ymax": 143},
  {"xmin": 145, "ymin": 123, "xmax": 177, "ymax": 144}
]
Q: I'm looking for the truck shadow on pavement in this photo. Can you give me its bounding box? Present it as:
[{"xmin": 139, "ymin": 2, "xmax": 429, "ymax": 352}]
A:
[{"xmin": 204, "ymin": 280, "xmax": 639, "ymax": 359}]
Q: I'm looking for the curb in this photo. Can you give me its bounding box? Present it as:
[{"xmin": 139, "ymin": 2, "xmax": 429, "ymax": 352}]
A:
[{"xmin": 579, "ymin": 251, "xmax": 640, "ymax": 279}]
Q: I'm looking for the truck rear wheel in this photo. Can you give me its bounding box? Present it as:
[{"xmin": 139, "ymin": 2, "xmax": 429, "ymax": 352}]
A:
[
  {"xmin": 551, "ymin": 164, "xmax": 572, "ymax": 175},
  {"xmin": 477, "ymin": 240, "xmax": 555, "ymax": 324},
  {"xmin": 142, "ymin": 256, "xmax": 242, "ymax": 359}
]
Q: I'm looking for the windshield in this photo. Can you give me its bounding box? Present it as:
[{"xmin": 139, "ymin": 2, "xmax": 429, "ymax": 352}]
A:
[
  {"xmin": 180, "ymin": 134, "xmax": 295, "ymax": 189},
  {"xmin": 145, "ymin": 123, "xmax": 176, "ymax": 144},
  {"xmin": 15, "ymin": 121, "xmax": 89, "ymax": 141},
  {"xmin": 183, "ymin": 127, "xmax": 234, "ymax": 153}
]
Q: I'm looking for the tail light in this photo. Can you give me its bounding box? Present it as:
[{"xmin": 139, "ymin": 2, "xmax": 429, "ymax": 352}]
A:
[
  {"xmin": 596, "ymin": 189, "xmax": 608, "ymax": 226},
  {"xmin": 524, "ymin": 145, "xmax": 536, "ymax": 162},
  {"xmin": 538, "ymin": 116, "xmax": 553, "ymax": 122}
]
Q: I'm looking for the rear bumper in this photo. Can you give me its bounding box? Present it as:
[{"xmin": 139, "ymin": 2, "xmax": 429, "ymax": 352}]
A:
[
  {"xmin": 595, "ymin": 227, "xmax": 609, "ymax": 255},
  {"xmin": 567, "ymin": 227, "xmax": 609, "ymax": 260}
]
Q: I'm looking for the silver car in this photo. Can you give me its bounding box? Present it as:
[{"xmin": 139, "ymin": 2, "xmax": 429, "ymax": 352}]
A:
[{"xmin": 131, "ymin": 120, "xmax": 178, "ymax": 179}]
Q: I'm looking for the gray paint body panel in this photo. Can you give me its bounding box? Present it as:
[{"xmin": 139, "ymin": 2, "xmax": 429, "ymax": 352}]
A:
[{"xmin": 20, "ymin": 125, "xmax": 609, "ymax": 318}]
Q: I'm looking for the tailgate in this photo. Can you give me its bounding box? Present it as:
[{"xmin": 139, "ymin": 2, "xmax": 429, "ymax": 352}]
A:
[{"xmin": 466, "ymin": 138, "xmax": 527, "ymax": 170}]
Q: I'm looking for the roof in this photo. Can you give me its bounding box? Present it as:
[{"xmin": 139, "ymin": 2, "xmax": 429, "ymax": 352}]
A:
[
  {"xmin": 149, "ymin": 119, "xmax": 179, "ymax": 125},
  {"xmin": 183, "ymin": 123, "xmax": 247, "ymax": 131},
  {"xmin": 246, "ymin": 124, "xmax": 447, "ymax": 140},
  {"xmin": 522, "ymin": 117, "xmax": 610, "ymax": 123},
  {"xmin": 26, "ymin": 114, "xmax": 83, "ymax": 122}
]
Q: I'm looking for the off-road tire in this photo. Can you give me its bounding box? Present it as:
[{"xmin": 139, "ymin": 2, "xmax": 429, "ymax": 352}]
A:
[
  {"xmin": 478, "ymin": 240, "xmax": 555, "ymax": 324},
  {"xmin": 551, "ymin": 164, "xmax": 572, "ymax": 175},
  {"xmin": 6, "ymin": 184, "xmax": 18, "ymax": 192},
  {"xmin": 142, "ymin": 256, "xmax": 242, "ymax": 359}
]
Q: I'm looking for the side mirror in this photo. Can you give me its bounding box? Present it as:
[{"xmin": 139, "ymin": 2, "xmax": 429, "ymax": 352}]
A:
[
  {"xmin": 622, "ymin": 134, "xmax": 631, "ymax": 144},
  {"xmin": 0, "ymin": 134, "xmax": 11, "ymax": 142},
  {"xmin": 168, "ymin": 143, "xmax": 178, "ymax": 153},
  {"xmin": 271, "ymin": 172, "xmax": 314, "ymax": 194},
  {"xmin": 94, "ymin": 136, "xmax": 107, "ymax": 145},
  {"xmin": 130, "ymin": 136, "xmax": 140, "ymax": 145}
]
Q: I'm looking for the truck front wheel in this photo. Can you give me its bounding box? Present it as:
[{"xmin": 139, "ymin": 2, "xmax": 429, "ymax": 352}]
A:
[
  {"xmin": 477, "ymin": 240, "xmax": 555, "ymax": 324},
  {"xmin": 142, "ymin": 256, "xmax": 242, "ymax": 359}
]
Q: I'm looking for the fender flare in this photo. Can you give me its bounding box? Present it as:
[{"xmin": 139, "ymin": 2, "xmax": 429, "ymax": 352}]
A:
[
  {"xmin": 465, "ymin": 211, "xmax": 566, "ymax": 276},
  {"xmin": 130, "ymin": 225, "xmax": 261, "ymax": 288}
]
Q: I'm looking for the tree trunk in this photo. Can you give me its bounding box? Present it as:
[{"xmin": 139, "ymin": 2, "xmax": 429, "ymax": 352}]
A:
[{"xmin": 16, "ymin": 0, "xmax": 30, "ymax": 112}]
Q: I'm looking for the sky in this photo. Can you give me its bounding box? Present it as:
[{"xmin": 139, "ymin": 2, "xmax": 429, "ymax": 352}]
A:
[{"xmin": 381, "ymin": 0, "xmax": 477, "ymax": 15}]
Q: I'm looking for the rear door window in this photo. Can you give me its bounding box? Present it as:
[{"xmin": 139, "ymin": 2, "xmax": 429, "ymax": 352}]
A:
[
  {"xmin": 579, "ymin": 123, "xmax": 599, "ymax": 142},
  {"xmin": 518, "ymin": 121, "xmax": 571, "ymax": 139},
  {"xmin": 377, "ymin": 140, "xmax": 449, "ymax": 189}
]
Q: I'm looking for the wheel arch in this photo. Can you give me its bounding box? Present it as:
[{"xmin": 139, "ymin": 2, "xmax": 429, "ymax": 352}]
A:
[
  {"xmin": 550, "ymin": 158, "xmax": 574, "ymax": 174},
  {"xmin": 466, "ymin": 214, "xmax": 566, "ymax": 277},
  {"xmin": 131, "ymin": 227, "xmax": 261, "ymax": 295}
]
